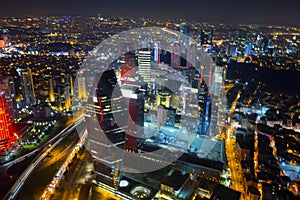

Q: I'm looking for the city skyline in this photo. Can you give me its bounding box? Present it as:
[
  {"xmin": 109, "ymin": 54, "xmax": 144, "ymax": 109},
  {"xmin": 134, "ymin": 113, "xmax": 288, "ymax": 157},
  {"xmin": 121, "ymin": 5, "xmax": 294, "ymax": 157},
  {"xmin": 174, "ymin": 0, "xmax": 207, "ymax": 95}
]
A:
[
  {"xmin": 0, "ymin": 0, "xmax": 300, "ymax": 26},
  {"xmin": 1, "ymin": 14, "xmax": 300, "ymax": 200}
]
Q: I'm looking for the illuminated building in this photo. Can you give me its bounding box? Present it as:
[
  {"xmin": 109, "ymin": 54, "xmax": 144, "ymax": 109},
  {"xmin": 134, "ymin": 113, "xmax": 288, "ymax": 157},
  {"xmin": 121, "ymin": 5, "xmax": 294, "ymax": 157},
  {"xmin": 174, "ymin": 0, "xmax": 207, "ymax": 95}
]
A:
[
  {"xmin": 237, "ymin": 30, "xmax": 248, "ymax": 58},
  {"xmin": 196, "ymin": 52, "xmax": 214, "ymax": 136},
  {"xmin": 0, "ymin": 39, "xmax": 5, "ymax": 49},
  {"xmin": 160, "ymin": 170, "xmax": 190, "ymax": 199},
  {"xmin": 77, "ymin": 74, "xmax": 87, "ymax": 101},
  {"xmin": 138, "ymin": 50, "xmax": 151, "ymax": 84},
  {"xmin": 18, "ymin": 68, "xmax": 36, "ymax": 107},
  {"xmin": 121, "ymin": 84, "xmax": 144, "ymax": 152},
  {"xmin": 0, "ymin": 34, "xmax": 8, "ymax": 49},
  {"xmin": 179, "ymin": 22, "xmax": 190, "ymax": 36},
  {"xmin": 171, "ymin": 43, "xmax": 181, "ymax": 70},
  {"xmin": 197, "ymin": 83, "xmax": 210, "ymax": 135},
  {"xmin": 187, "ymin": 43, "xmax": 197, "ymax": 69},
  {"xmin": 0, "ymin": 76, "xmax": 18, "ymax": 121},
  {"xmin": 208, "ymin": 65, "xmax": 226, "ymax": 137},
  {"xmin": 86, "ymin": 69, "xmax": 126, "ymax": 189},
  {"xmin": 156, "ymin": 91, "xmax": 171, "ymax": 108},
  {"xmin": 64, "ymin": 86, "xmax": 71, "ymax": 111},
  {"xmin": 120, "ymin": 52, "xmax": 136, "ymax": 84},
  {"xmin": 49, "ymin": 78, "xmax": 55, "ymax": 102},
  {"xmin": 0, "ymin": 92, "xmax": 15, "ymax": 151},
  {"xmin": 201, "ymin": 29, "xmax": 213, "ymax": 46},
  {"xmin": 200, "ymin": 52, "xmax": 213, "ymax": 88},
  {"xmin": 245, "ymin": 43, "xmax": 252, "ymax": 56},
  {"xmin": 70, "ymin": 76, "xmax": 74, "ymax": 96},
  {"xmin": 153, "ymin": 41, "xmax": 160, "ymax": 64}
]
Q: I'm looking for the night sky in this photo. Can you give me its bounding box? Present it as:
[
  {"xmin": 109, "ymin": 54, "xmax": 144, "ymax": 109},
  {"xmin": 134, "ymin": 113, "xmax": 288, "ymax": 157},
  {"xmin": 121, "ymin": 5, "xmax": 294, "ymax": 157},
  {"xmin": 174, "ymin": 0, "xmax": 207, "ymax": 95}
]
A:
[{"xmin": 1, "ymin": 0, "xmax": 300, "ymax": 26}]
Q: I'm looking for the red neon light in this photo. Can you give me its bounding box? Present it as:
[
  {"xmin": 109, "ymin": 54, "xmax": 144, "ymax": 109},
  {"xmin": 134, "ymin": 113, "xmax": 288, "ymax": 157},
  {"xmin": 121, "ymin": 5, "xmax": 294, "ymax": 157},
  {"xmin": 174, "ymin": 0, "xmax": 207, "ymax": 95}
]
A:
[
  {"xmin": 97, "ymin": 96, "xmax": 104, "ymax": 121},
  {"xmin": 0, "ymin": 94, "xmax": 16, "ymax": 152}
]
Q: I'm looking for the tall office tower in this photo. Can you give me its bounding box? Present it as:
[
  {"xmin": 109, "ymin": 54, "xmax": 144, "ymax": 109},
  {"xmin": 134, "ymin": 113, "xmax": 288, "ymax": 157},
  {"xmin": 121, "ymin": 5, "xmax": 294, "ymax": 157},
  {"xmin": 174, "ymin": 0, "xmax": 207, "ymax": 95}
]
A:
[
  {"xmin": 138, "ymin": 50, "xmax": 151, "ymax": 84},
  {"xmin": 0, "ymin": 76, "xmax": 18, "ymax": 121},
  {"xmin": 0, "ymin": 93, "xmax": 15, "ymax": 150},
  {"xmin": 200, "ymin": 52, "xmax": 213, "ymax": 88},
  {"xmin": 64, "ymin": 86, "xmax": 71, "ymax": 111},
  {"xmin": 237, "ymin": 30, "xmax": 247, "ymax": 58},
  {"xmin": 197, "ymin": 83, "xmax": 210, "ymax": 135},
  {"xmin": 120, "ymin": 52, "xmax": 136, "ymax": 84},
  {"xmin": 187, "ymin": 43, "xmax": 197, "ymax": 69},
  {"xmin": 201, "ymin": 29, "xmax": 213, "ymax": 46},
  {"xmin": 191, "ymin": 70, "xmax": 201, "ymax": 89},
  {"xmin": 153, "ymin": 41, "xmax": 160, "ymax": 64},
  {"xmin": 49, "ymin": 78, "xmax": 55, "ymax": 102},
  {"xmin": 245, "ymin": 43, "xmax": 252, "ymax": 56},
  {"xmin": 77, "ymin": 74, "xmax": 87, "ymax": 101},
  {"xmin": 86, "ymin": 69, "xmax": 127, "ymax": 189},
  {"xmin": 18, "ymin": 68, "xmax": 36, "ymax": 107},
  {"xmin": 208, "ymin": 66, "xmax": 226, "ymax": 137},
  {"xmin": 171, "ymin": 43, "xmax": 181, "ymax": 70},
  {"xmin": 121, "ymin": 85, "xmax": 144, "ymax": 152},
  {"xmin": 229, "ymin": 44, "xmax": 238, "ymax": 57},
  {"xmin": 70, "ymin": 76, "xmax": 74, "ymax": 96}
]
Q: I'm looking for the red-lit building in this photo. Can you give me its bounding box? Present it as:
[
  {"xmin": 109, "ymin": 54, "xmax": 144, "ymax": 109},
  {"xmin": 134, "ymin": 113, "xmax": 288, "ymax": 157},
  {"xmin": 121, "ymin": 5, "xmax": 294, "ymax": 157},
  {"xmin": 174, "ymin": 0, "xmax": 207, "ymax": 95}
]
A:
[
  {"xmin": 0, "ymin": 93, "xmax": 16, "ymax": 152},
  {"xmin": 121, "ymin": 84, "xmax": 144, "ymax": 152},
  {"xmin": 120, "ymin": 52, "xmax": 136, "ymax": 84},
  {"xmin": 0, "ymin": 40, "xmax": 5, "ymax": 49}
]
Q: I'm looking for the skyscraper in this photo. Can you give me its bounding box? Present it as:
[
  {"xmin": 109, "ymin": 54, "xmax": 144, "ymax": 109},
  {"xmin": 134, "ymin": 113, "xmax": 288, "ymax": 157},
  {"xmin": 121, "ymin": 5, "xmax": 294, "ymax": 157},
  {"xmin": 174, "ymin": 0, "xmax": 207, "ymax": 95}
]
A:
[
  {"xmin": 49, "ymin": 78, "xmax": 55, "ymax": 102},
  {"xmin": 18, "ymin": 68, "xmax": 36, "ymax": 107},
  {"xmin": 120, "ymin": 52, "xmax": 136, "ymax": 84},
  {"xmin": 0, "ymin": 92, "xmax": 15, "ymax": 151},
  {"xmin": 187, "ymin": 43, "xmax": 197, "ymax": 69},
  {"xmin": 77, "ymin": 74, "xmax": 87, "ymax": 101},
  {"xmin": 237, "ymin": 30, "xmax": 247, "ymax": 59},
  {"xmin": 153, "ymin": 41, "xmax": 160, "ymax": 64},
  {"xmin": 197, "ymin": 82, "xmax": 210, "ymax": 135},
  {"xmin": 0, "ymin": 76, "xmax": 18, "ymax": 121},
  {"xmin": 70, "ymin": 76, "xmax": 74, "ymax": 96},
  {"xmin": 138, "ymin": 50, "xmax": 151, "ymax": 84},
  {"xmin": 86, "ymin": 69, "xmax": 127, "ymax": 189},
  {"xmin": 208, "ymin": 66, "xmax": 226, "ymax": 137},
  {"xmin": 64, "ymin": 86, "xmax": 71, "ymax": 111},
  {"xmin": 121, "ymin": 84, "xmax": 144, "ymax": 152},
  {"xmin": 171, "ymin": 43, "xmax": 181, "ymax": 70}
]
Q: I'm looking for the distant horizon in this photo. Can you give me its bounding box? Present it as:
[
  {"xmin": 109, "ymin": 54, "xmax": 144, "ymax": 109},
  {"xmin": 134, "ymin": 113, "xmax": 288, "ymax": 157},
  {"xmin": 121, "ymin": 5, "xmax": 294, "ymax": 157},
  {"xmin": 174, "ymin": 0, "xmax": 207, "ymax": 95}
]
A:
[
  {"xmin": 1, "ymin": 0, "xmax": 300, "ymax": 27},
  {"xmin": 0, "ymin": 14, "xmax": 299, "ymax": 28}
]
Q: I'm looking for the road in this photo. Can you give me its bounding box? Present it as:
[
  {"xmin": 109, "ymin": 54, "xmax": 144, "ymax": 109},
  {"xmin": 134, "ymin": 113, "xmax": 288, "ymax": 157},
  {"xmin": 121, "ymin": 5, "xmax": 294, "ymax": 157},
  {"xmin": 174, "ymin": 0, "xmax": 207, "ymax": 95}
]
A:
[
  {"xmin": 49, "ymin": 149, "xmax": 94, "ymax": 200},
  {"xmin": 224, "ymin": 90, "xmax": 249, "ymax": 200},
  {"xmin": 4, "ymin": 117, "xmax": 84, "ymax": 200}
]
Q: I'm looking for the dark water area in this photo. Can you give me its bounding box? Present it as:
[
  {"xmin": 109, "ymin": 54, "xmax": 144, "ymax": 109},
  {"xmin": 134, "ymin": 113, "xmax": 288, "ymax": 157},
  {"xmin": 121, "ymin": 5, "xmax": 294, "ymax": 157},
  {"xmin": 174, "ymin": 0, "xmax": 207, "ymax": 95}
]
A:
[{"xmin": 227, "ymin": 62, "xmax": 300, "ymax": 95}]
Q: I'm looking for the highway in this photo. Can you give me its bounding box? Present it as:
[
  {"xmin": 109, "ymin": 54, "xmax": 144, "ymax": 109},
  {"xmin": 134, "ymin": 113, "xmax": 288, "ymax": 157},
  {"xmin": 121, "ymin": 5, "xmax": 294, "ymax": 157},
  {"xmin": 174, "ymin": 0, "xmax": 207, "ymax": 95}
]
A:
[
  {"xmin": 1, "ymin": 114, "xmax": 83, "ymax": 169},
  {"xmin": 4, "ymin": 117, "xmax": 84, "ymax": 200},
  {"xmin": 49, "ymin": 149, "xmax": 94, "ymax": 200}
]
